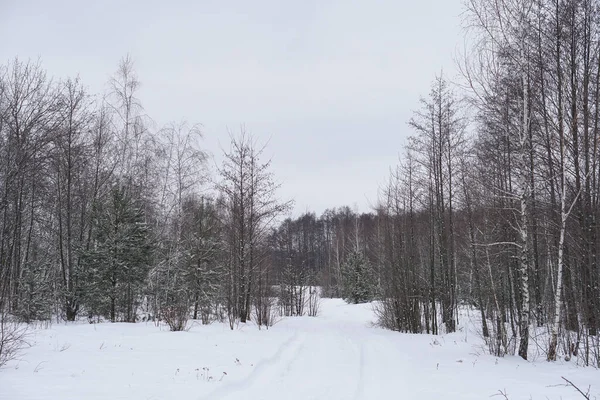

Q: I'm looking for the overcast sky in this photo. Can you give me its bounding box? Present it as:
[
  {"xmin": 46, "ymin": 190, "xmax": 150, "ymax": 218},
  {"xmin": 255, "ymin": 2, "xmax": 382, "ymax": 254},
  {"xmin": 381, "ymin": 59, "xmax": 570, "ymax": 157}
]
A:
[{"xmin": 0, "ymin": 0, "xmax": 464, "ymax": 216}]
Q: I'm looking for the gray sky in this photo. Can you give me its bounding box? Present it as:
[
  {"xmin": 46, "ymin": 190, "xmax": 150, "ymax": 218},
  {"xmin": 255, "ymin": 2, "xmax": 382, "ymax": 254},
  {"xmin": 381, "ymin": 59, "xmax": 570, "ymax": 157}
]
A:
[{"xmin": 0, "ymin": 0, "xmax": 464, "ymax": 216}]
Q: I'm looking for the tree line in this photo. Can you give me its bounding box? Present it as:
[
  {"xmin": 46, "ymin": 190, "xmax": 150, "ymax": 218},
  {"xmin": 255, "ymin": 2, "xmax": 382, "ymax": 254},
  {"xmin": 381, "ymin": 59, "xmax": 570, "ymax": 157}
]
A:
[
  {"xmin": 0, "ymin": 56, "xmax": 299, "ymax": 336},
  {"xmin": 373, "ymin": 0, "xmax": 600, "ymax": 366}
]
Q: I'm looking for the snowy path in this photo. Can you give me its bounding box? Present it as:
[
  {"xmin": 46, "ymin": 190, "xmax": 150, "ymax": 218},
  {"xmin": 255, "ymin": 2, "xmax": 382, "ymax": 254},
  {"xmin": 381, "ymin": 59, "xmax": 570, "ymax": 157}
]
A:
[
  {"xmin": 2, "ymin": 299, "xmax": 599, "ymax": 400},
  {"xmin": 203, "ymin": 328, "xmax": 365, "ymax": 400},
  {"xmin": 199, "ymin": 302, "xmax": 600, "ymax": 400}
]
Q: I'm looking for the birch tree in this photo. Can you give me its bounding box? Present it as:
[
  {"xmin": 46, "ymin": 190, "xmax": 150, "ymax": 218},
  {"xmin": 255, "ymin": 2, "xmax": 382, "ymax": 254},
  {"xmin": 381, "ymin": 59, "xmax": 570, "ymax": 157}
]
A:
[{"xmin": 217, "ymin": 129, "xmax": 291, "ymax": 325}]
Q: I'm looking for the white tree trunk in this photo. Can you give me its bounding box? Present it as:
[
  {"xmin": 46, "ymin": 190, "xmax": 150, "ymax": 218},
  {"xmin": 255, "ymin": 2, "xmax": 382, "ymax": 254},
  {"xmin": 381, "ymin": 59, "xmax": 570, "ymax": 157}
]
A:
[
  {"xmin": 548, "ymin": 204, "xmax": 566, "ymax": 361},
  {"xmin": 518, "ymin": 43, "xmax": 531, "ymax": 361}
]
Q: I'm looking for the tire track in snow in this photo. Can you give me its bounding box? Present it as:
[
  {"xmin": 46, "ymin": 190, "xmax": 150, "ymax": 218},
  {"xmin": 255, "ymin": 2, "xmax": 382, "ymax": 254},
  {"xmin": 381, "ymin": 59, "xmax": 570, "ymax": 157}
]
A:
[
  {"xmin": 277, "ymin": 339, "xmax": 307, "ymax": 379},
  {"xmin": 198, "ymin": 331, "xmax": 306, "ymax": 400},
  {"xmin": 353, "ymin": 334, "xmax": 417, "ymax": 400},
  {"xmin": 353, "ymin": 340, "xmax": 366, "ymax": 400}
]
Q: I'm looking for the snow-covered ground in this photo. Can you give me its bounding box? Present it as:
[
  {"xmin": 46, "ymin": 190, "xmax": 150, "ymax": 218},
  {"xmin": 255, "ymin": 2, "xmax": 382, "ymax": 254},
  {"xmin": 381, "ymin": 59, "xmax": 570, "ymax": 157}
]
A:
[{"xmin": 1, "ymin": 299, "xmax": 598, "ymax": 400}]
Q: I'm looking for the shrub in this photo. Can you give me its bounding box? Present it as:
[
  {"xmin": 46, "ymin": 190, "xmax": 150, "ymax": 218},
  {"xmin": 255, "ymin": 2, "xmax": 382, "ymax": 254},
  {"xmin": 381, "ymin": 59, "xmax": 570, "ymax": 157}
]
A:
[{"xmin": 0, "ymin": 313, "xmax": 29, "ymax": 368}]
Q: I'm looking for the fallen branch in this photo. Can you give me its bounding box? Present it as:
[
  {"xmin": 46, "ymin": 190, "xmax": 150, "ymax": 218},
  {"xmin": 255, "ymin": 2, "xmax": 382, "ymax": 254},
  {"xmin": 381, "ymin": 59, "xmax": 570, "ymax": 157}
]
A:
[{"xmin": 561, "ymin": 376, "xmax": 591, "ymax": 399}]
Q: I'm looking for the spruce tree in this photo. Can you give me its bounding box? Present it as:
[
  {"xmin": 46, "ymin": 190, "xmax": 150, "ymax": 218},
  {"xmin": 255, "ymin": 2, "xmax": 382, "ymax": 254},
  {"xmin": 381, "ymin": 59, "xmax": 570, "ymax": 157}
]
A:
[
  {"xmin": 81, "ymin": 185, "xmax": 153, "ymax": 322},
  {"xmin": 341, "ymin": 251, "xmax": 376, "ymax": 304}
]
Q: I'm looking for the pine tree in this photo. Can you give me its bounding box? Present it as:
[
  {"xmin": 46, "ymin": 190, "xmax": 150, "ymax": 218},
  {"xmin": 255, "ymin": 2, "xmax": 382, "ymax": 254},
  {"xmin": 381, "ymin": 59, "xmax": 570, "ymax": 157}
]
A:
[
  {"xmin": 150, "ymin": 196, "xmax": 222, "ymax": 329},
  {"xmin": 81, "ymin": 184, "xmax": 153, "ymax": 322},
  {"xmin": 14, "ymin": 255, "xmax": 53, "ymax": 323},
  {"xmin": 341, "ymin": 251, "xmax": 376, "ymax": 304}
]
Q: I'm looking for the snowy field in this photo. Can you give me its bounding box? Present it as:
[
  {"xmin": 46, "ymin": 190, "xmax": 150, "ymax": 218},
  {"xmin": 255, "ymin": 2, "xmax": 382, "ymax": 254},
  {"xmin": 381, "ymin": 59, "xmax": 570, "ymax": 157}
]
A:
[{"xmin": 1, "ymin": 299, "xmax": 598, "ymax": 400}]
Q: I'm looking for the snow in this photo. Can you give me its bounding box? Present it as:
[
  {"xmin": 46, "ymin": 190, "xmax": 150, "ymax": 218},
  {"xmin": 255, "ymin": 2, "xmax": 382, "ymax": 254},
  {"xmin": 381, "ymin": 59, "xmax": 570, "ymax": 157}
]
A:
[{"xmin": 2, "ymin": 299, "xmax": 598, "ymax": 400}]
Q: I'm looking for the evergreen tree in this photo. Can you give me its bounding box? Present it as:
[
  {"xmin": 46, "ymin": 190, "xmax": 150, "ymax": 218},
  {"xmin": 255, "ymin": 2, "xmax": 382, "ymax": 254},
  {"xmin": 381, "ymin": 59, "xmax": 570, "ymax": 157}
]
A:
[
  {"xmin": 82, "ymin": 185, "xmax": 153, "ymax": 322},
  {"xmin": 182, "ymin": 198, "xmax": 223, "ymax": 323},
  {"xmin": 15, "ymin": 255, "xmax": 53, "ymax": 323},
  {"xmin": 341, "ymin": 251, "xmax": 376, "ymax": 304},
  {"xmin": 150, "ymin": 196, "xmax": 223, "ymax": 329}
]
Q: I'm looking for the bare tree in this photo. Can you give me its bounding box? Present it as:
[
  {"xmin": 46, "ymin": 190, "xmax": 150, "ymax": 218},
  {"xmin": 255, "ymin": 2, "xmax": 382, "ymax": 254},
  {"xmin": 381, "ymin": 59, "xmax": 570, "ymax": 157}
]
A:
[
  {"xmin": 217, "ymin": 129, "xmax": 291, "ymax": 326},
  {"xmin": 52, "ymin": 77, "xmax": 94, "ymax": 321}
]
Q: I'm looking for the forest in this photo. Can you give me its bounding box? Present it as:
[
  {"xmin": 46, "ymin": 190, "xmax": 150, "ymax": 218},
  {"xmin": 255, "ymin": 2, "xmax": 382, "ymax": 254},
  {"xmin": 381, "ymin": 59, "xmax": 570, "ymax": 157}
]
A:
[{"xmin": 1, "ymin": 0, "xmax": 600, "ymax": 370}]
